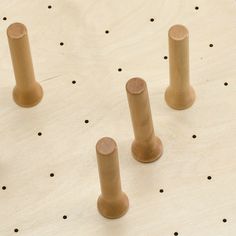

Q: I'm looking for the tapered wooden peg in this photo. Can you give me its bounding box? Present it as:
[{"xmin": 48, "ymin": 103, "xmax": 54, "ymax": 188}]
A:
[
  {"xmin": 126, "ymin": 78, "xmax": 163, "ymax": 163},
  {"xmin": 96, "ymin": 137, "xmax": 129, "ymax": 219},
  {"xmin": 7, "ymin": 23, "xmax": 43, "ymax": 107},
  {"xmin": 165, "ymin": 24, "xmax": 195, "ymax": 110}
]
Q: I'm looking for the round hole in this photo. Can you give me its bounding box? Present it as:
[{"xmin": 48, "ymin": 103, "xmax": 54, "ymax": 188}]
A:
[
  {"xmin": 85, "ymin": 120, "xmax": 89, "ymax": 124},
  {"xmin": 224, "ymin": 82, "xmax": 228, "ymax": 86},
  {"xmin": 164, "ymin": 56, "xmax": 168, "ymax": 60},
  {"xmin": 3, "ymin": 17, "xmax": 7, "ymax": 21},
  {"xmin": 105, "ymin": 30, "xmax": 109, "ymax": 34},
  {"xmin": 50, "ymin": 173, "xmax": 54, "ymax": 177},
  {"xmin": 48, "ymin": 5, "xmax": 52, "ymax": 9},
  {"xmin": 209, "ymin": 44, "xmax": 214, "ymax": 47},
  {"xmin": 192, "ymin": 135, "xmax": 197, "ymax": 139},
  {"xmin": 195, "ymin": 6, "xmax": 199, "ymax": 10},
  {"xmin": 60, "ymin": 42, "xmax": 64, "ymax": 46},
  {"xmin": 14, "ymin": 228, "xmax": 19, "ymax": 233},
  {"xmin": 2, "ymin": 186, "xmax": 6, "ymax": 190},
  {"xmin": 159, "ymin": 189, "xmax": 164, "ymax": 193},
  {"xmin": 223, "ymin": 218, "xmax": 227, "ymax": 223},
  {"xmin": 207, "ymin": 176, "xmax": 212, "ymax": 180},
  {"xmin": 72, "ymin": 80, "xmax": 76, "ymax": 84},
  {"xmin": 118, "ymin": 68, "xmax": 122, "ymax": 72},
  {"xmin": 150, "ymin": 18, "xmax": 155, "ymax": 22},
  {"xmin": 174, "ymin": 232, "xmax": 178, "ymax": 236},
  {"xmin": 38, "ymin": 132, "xmax": 42, "ymax": 136},
  {"xmin": 63, "ymin": 215, "xmax": 68, "ymax": 219}
]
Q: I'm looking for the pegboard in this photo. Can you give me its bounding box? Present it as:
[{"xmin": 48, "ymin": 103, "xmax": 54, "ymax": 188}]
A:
[{"xmin": 0, "ymin": 0, "xmax": 236, "ymax": 235}]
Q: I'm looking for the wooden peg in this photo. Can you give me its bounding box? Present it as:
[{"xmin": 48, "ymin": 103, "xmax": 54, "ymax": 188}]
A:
[
  {"xmin": 126, "ymin": 78, "xmax": 163, "ymax": 163},
  {"xmin": 96, "ymin": 137, "xmax": 129, "ymax": 219},
  {"xmin": 7, "ymin": 23, "xmax": 43, "ymax": 107},
  {"xmin": 165, "ymin": 24, "xmax": 195, "ymax": 110}
]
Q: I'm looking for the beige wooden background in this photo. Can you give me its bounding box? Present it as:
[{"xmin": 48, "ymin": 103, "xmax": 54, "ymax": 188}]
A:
[{"xmin": 0, "ymin": 0, "xmax": 235, "ymax": 235}]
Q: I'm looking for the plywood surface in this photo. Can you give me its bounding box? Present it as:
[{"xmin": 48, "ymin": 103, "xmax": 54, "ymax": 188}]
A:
[{"xmin": 0, "ymin": 0, "xmax": 236, "ymax": 235}]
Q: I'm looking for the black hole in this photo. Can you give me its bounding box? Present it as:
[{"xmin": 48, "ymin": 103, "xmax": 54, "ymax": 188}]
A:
[
  {"xmin": 209, "ymin": 44, "xmax": 214, "ymax": 47},
  {"xmin": 2, "ymin": 186, "xmax": 6, "ymax": 190},
  {"xmin": 48, "ymin": 5, "xmax": 52, "ymax": 9},
  {"xmin": 159, "ymin": 189, "xmax": 164, "ymax": 193},
  {"xmin": 192, "ymin": 135, "xmax": 197, "ymax": 139},
  {"xmin": 38, "ymin": 132, "xmax": 42, "ymax": 136},
  {"xmin": 63, "ymin": 215, "xmax": 68, "ymax": 219},
  {"xmin": 72, "ymin": 80, "xmax": 76, "ymax": 84},
  {"xmin": 223, "ymin": 218, "xmax": 227, "ymax": 223},
  {"xmin": 3, "ymin": 17, "xmax": 7, "ymax": 21},
  {"xmin": 118, "ymin": 68, "xmax": 122, "ymax": 72},
  {"xmin": 195, "ymin": 6, "xmax": 199, "ymax": 10},
  {"xmin": 164, "ymin": 56, "xmax": 168, "ymax": 60},
  {"xmin": 14, "ymin": 229, "xmax": 19, "ymax": 233},
  {"xmin": 105, "ymin": 30, "xmax": 109, "ymax": 34},
  {"xmin": 224, "ymin": 82, "xmax": 228, "ymax": 86},
  {"xmin": 85, "ymin": 120, "xmax": 89, "ymax": 124},
  {"xmin": 150, "ymin": 18, "xmax": 155, "ymax": 22},
  {"xmin": 50, "ymin": 173, "xmax": 54, "ymax": 177},
  {"xmin": 60, "ymin": 42, "xmax": 64, "ymax": 46},
  {"xmin": 174, "ymin": 232, "xmax": 178, "ymax": 236},
  {"xmin": 207, "ymin": 176, "xmax": 212, "ymax": 180}
]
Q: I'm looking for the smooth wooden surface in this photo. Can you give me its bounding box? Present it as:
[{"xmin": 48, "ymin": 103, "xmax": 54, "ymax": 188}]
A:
[
  {"xmin": 126, "ymin": 78, "xmax": 163, "ymax": 163},
  {"xmin": 0, "ymin": 0, "xmax": 235, "ymax": 235},
  {"xmin": 96, "ymin": 137, "xmax": 129, "ymax": 219},
  {"xmin": 165, "ymin": 24, "xmax": 196, "ymax": 110},
  {"xmin": 7, "ymin": 23, "xmax": 43, "ymax": 107}
]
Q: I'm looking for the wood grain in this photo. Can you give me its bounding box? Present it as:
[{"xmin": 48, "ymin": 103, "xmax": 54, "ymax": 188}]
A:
[{"xmin": 0, "ymin": 0, "xmax": 235, "ymax": 235}]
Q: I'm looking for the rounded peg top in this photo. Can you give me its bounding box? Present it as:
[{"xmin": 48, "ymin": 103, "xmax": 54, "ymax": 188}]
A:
[
  {"xmin": 7, "ymin": 23, "xmax": 27, "ymax": 39},
  {"xmin": 168, "ymin": 24, "xmax": 188, "ymax": 41},
  {"xmin": 96, "ymin": 137, "xmax": 117, "ymax": 156},
  {"xmin": 126, "ymin": 77, "xmax": 146, "ymax": 95}
]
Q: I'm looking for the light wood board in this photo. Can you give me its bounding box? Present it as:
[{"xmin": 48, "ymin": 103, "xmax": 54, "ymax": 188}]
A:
[{"xmin": 0, "ymin": 0, "xmax": 236, "ymax": 235}]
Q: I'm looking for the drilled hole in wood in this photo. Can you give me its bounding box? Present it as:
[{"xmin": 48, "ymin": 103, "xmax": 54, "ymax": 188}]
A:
[
  {"xmin": 164, "ymin": 56, "xmax": 168, "ymax": 60},
  {"xmin": 223, "ymin": 219, "xmax": 227, "ymax": 223},
  {"xmin": 50, "ymin": 173, "xmax": 55, "ymax": 177},
  {"xmin": 224, "ymin": 82, "xmax": 228, "ymax": 86},
  {"xmin": 2, "ymin": 186, "xmax": 6, "ymax": 190},
  {"xmin": 38, "ymin": 132, "xmax": 42, "ymax": 136},
  {"xmin": 63, "ymin": 215, "xmax": 68, "ymax": 220},
  {"xmin": 105, "ymin": 30, "xmax": 109, "ymax": 34},
  {"xmin": 174, "ymin": 232, "xmax": 178, "ymax": 236},
  {"xmin": 192, "ymin": 135, "xmax": 197, "ymax": 139},
  {"xmin": 150, "ymin": 18, "xmax": 155, "ymax": 22},
  {"xmin": 159, "ymin": 189, "xmax": 164, "ymax": 193},
  {"xmin": 118, "ymin": 68, "xmax": 122, "ymax": 72},
  {"xmin": 72, "ymin": 80, "xmax": 76, "ymax": 84},
  {"xmin": 207, "ymin": 176, "xmax": 212, "ymax": 180},
  {"xmin": 85, "ymin": 120, "xmax": 89, "ymax": 124},
  {"xmin": 3, "ymin": 17, "xmax": 7, "ymax": 21},
  {"xmin": 195, "ymin": 6, "xmax": 199, "ymax": 10},
  {"xmin": 48, "ymin": 5, "xmax": 52, "ymax": 9},
  {"xmin": 209, "ymin": 44, "xmax": 214, "ymax": 47},
  {"xmin": 14, "ymin": 229, "xmax": 19, "ymax": 233},
  {"xmin": 60, "ymin": 42, "xmax": 64, "ymax": 46}
]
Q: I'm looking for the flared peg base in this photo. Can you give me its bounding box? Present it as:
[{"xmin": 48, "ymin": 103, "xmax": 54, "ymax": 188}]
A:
[
  {"xmin": 97, "ymin": 193, "xmax": 129, "ymax": 219},
  {"xmin": 132, "ymin": 136, "xmax": 163, "ymax": 163}
]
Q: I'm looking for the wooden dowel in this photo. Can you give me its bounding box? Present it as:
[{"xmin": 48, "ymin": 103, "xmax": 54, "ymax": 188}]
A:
[
  {"xmin": 126, "ymin": 78, "xmax": 163, "ymax": 163},
  {"xmin": 7, "ymin": 23, "xmax": 43, "ymax": 107},
  {"xmin": 96, "ymin": 137, "xmax": 129, "ymax": 219},
  {"xmin": 165, "ymin": 24, "xmax": 195, "ymax": 110}
]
